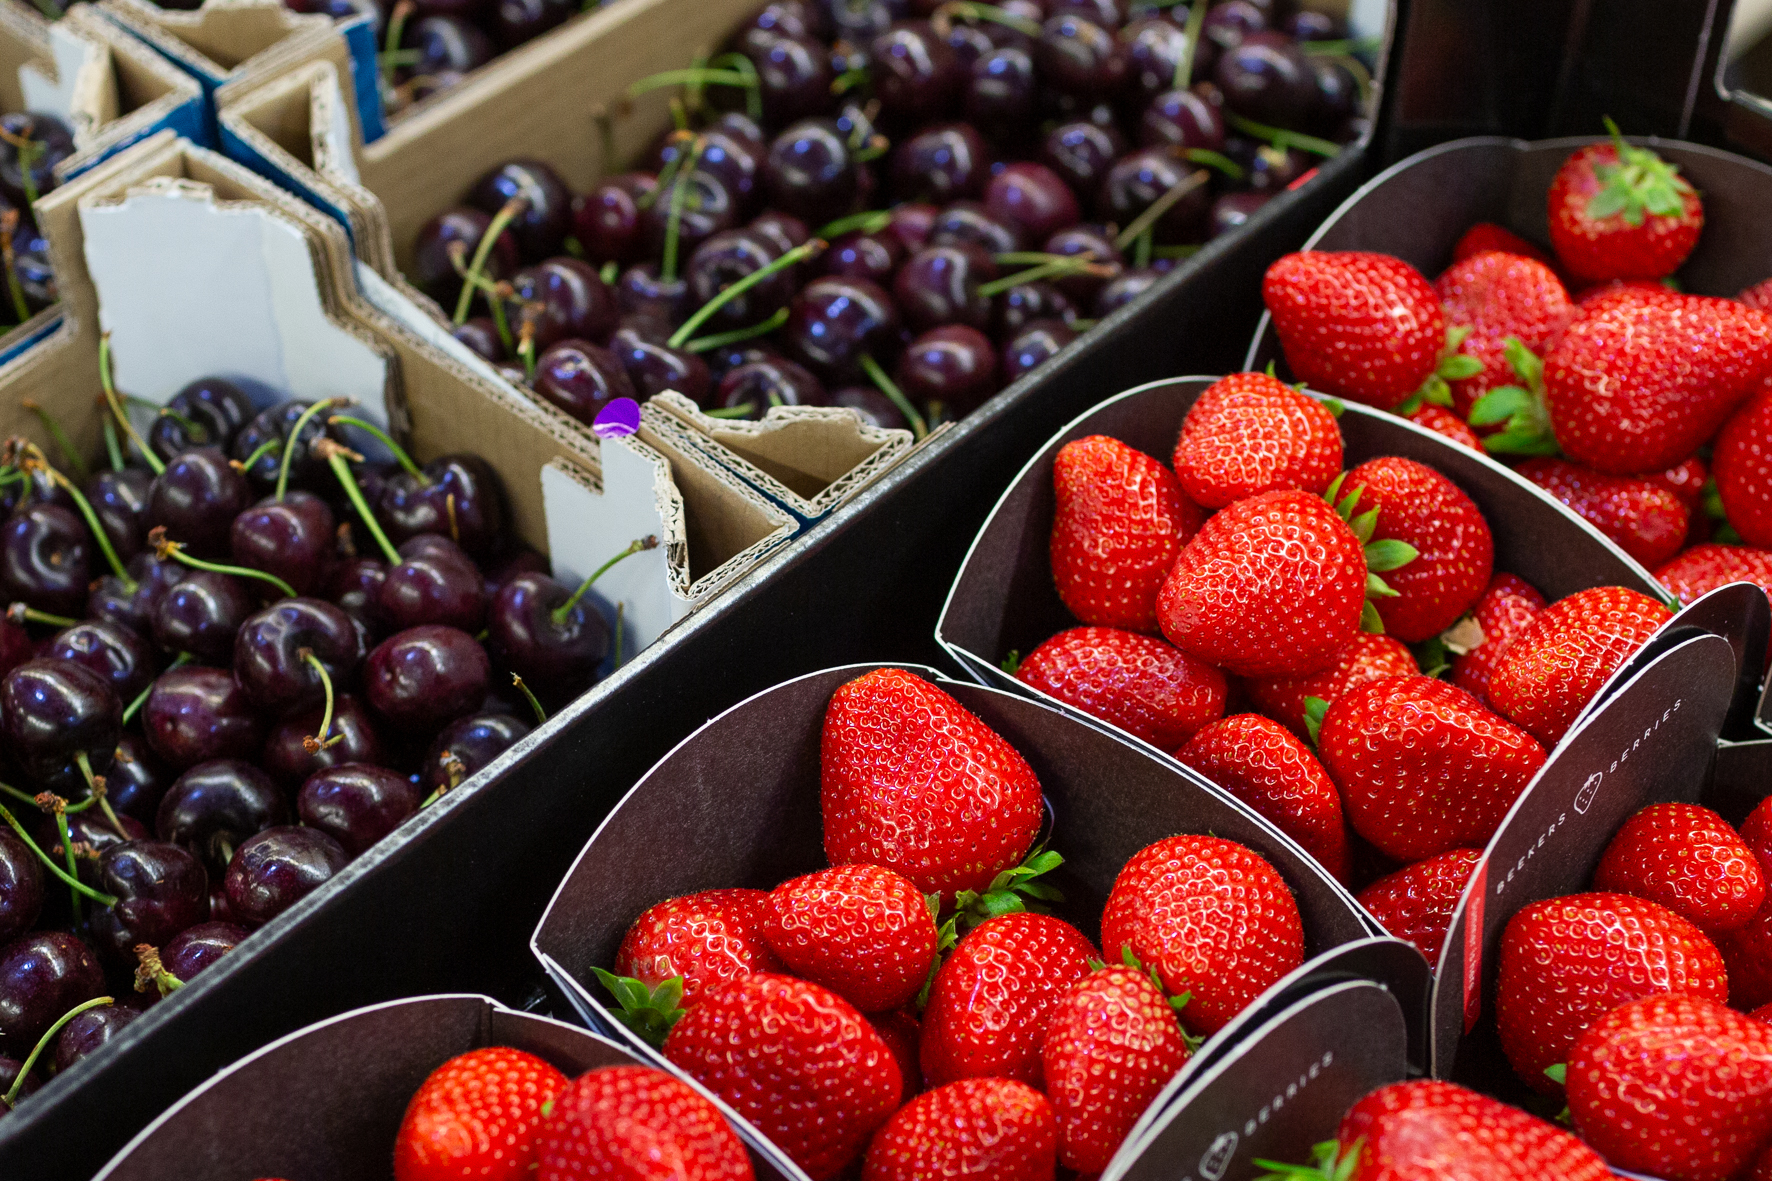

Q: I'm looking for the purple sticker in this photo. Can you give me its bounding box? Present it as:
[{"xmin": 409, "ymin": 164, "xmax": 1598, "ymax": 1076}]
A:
[{"xmin": 593, "ymin": 397, "xmax": 641, "ymax": 438}]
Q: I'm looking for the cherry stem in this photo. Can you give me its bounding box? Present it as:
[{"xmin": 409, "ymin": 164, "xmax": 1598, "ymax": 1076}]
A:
[
  {"xmin": 1223, "ymin": 112, "xmax": 1341, "ymax": 157},
  {"xmin": 156, "ymin": 405, "xmax": 206, "ymax": 443},
  {"xmin": 660, "ymin": 137, "xmax": 707, "ymax": 285},
  {"xmin": 233, "ymin": 437, "xmax": 282, "ymax": 474},
  {"xmin": 511, "ymin": 674, "xmax": 547, "ymax": 725},
  {"xmin": 684, "ymin": 306, "xmax": 791, "ymax": 354},
  {"xmin": 36, "ymin": 457, "xmax": 134, "ymax": 586},
  {"xmin": 150, "ymin": 527, "xmax": 298, "ymax": 599},
  {"xmin": 123, "ymin": 652, "xmax": 190, "ymax": 725},
  {"xmin": 706, "ymin": 52, "xmax": 765, "ymax": 122},
  {"xmin": 668, "ymin": 240, "xmax": 824, "ymax": 349},
  {"xmin": 932, "ymin": 1, "xmax": 1043, "ymax": 39},
  {"xmin": 320, "ymin": 442, "xmax": 402, "ymax": 565},
  {"xmin": 99, "ymin": 334, "xmax": 163, "ymax": 476},
  {"xmin": 860, "ymin": 353, "xmax": 929, "ymax": 439},
  {"xmin": 134, "ymin": 945, "xmax": 183, "ymax": 998},
  {"xmin": 1175, "ymin": 0, "xmax": 1207, "ymax": 90},
  {"xmin": 19, "ymin": 400, "xmax": 88, "ymax": 480},
  {"xmin": 553, "ymin": 535, "xmax": 659, "ymax": 625},
  {"xmin": 628, "ymin": 67, "xmax": 757, "ymax": 101},
  {"xmin": 977, "ymin": 257, "xmax": 1114, "ymax": 298},
  {"xmin": 453, "ymin": 197, "xmax": 527, "ymax": 325},
  {"xmin": 2, "ymin": 995, "xmax": 113, "ymax": 1108},
  {"xmin": 329, "ymin": 415, "xmax": 426, "ymax": 482},
  {"xmin": 102, "ymin": 417, "xmax": 124, "ymax": 474},
  {"xmin": 73, "ymin": 752, "xmax": 127, "ymax": 839},
  {"xmin": 56, "ymin": 807, "xmax": 81, "ymax": 923},
  {"xmin": 639, "ymin": 134, "xmax": 693, "ymax": 211},
  {"xmin": 1112, "ymin": 168, "xmax": 1210, "ymax": 252},
  {"xmin": 300, "ymin": 652, "xmax": 339, "ymax": 753},
  {"xmin": 276, "ymin": 398, "xmax": 348, "ymax": 502},
  {"xmin": 7, "ymin": 602, "xmax": 77, "ymax": 629},
  {"xmin": 0, "ymin": 211, "xmax": 30, "ymax": 325},
  {"xmin": 816, "ymin": 210, "xmax": 892, "ymax": 239}
]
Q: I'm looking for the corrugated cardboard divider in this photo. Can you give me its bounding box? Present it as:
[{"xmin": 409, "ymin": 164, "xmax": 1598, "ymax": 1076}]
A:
[
  {"xmin": 98, "ymin": 0, "xmax": 332, "ymax": 80},
  {"xmin": 530, "ymin": 662, "xmax": 1374, "ymax": 1180},
  {"xmin": 90, "ymin": 994, "xmax": 790, "ymax": 1181},
  {"xmin": 650, "ymin": 391, "xmax": 914, "ymax": 522}
]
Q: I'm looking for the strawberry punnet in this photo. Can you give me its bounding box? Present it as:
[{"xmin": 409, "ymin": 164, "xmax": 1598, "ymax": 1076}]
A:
[
  {"xmin": 1546, "ymin": 124, "xmax": 1704, "ymax": 284},
  {"xmin": 664, "ymin": 973, "xmax": 901, "ymax": 1181},
  {"xmin": 1656, "ymin": 542, "xmax": 1772, "ymax": 606},
  {"xmin": 392, "ymin": 1047, "xmax": 569, "ymax": 1181},
  {"xmin": 1448, "ymin": 572, "xmax": 1547, "ymax": 708},
  {"xmin": 1098, "ymin": 834, "xmax": 1304, "ymax": 1035},
  {"xmin": 1244, "ymin": 631, "xmax": 1419, "ymax": 739},
  {"xmin": 821, "ymin": 668, "xmax": 1043, "ymax": 900},
  {"xmin": 1495, "ymin": 892, "xmax": 1728, "ymax": 1095},
  {"xmin": 1567, "ymin": 994, "xmax": 1772, "ymax": 1181},
  {"xmin": 533, "ymin": 1065, "xmax": 754, "ymax": 1181},
  {"xmin": 1050, "ymin": 434, "xmax": 1204, "ymax": 633},
  {"xmin": 1593, "ymin": 802, "xmax": 1767, "ymax": 934},
  {"xmin": 1169, "ymin": 371, "xmax": 1343, "ymax": 508},
  {"xmin": 1355, "ymin": 848, "xmax": 1484, "ymax": 966},
  {"xmin": 862, "ymin": 1078, "xmax": 1057, "ymax": 1181},
  {"xmin": 1014, "ymin": 625, "xmax": 1227, "ymax": 750},
  {"xmin": 1434, "ymin": 250, "xmax": 1573, "ymax": 417},
  {"xmin": 762, "ymin": 864, "xmax": 939, "ymax": 1014},
  {"xmin": 1714, "ymin": 381, "xmax": 1772, "ymax": 547},
  {"xmin": 1318, "ymin": 675, "xmax": 1544, "ymax": 863},
  {"xmin": 1338, "ymin": 457, "xmax": 1494, "ymax": 642},
  {"xmin": 1176, "ymin": 714, "xmax": 1351, "ymax": 883},
  {"xmin": 1516, "ymin": 456, "xmax": 1690, "ymax": 568}
]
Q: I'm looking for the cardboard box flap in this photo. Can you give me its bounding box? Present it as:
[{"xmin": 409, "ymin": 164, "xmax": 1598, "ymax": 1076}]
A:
[
  {"xmin": 0, "ymin": 2, "xmax": 119, "ymax": 137},
  {"xmin": 98, "ymin": 0, "xmax": 332, "ymax": 81},
  {"xmin": 56, "ymin": 6, "xmax": 206, "ymax": 181}
]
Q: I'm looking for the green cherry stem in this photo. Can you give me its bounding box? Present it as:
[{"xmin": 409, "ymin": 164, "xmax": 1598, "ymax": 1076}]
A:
[
  {"xmin": 668, "ymin": 240, "xmax": 825, "ymax": 349},
  {"xmin": 815, "ymin": 209, "xmax": 892, "ymax": 239},
  {"xmin": 102, "ymin": 416, "xmax": 125, "ymax": 474},
  {"xmin": 232, "ymin": 436, "xmax": 283, "ymax": 474},
  {"xmin": 318, "ymin": 439, "xmax": 402, "ymax": 565},
  {"xmin": 6, "ymin": 602, "xmax": 77, "ymax": 629},
  {"xmin": 276, "ymin": 398, "xmax": 349, "ymax": 502},
  {"xmin": 931, "ymin": 1, "xmax": 1044, "ymax": 39},
  {"xmin": 660, "ymin": 137, "xmax": 707, "ymax": 285},
  {"xmin": 123, "ymin": 652, "xmax": 190, "ymax": 725},
  {"xmin": 328, "ymin": 415, "xmax": 426, "ymax": 482},
  {"xmin": 977, "ymin": 256, "xmax": 1114, "ymax": 298},
  {"xmin": 73, "ymin": 752, "xmax": 128, "ymax": 839},
  {"xmin": 301, "ymin": 652, "xmax": 340, "ymax": 753},
  {"xmin": 28, "ymin": 452, "xmax": 134, "ymax": 587},
  {"xmin": 19, "ymin": 400, "xmax": 87, "ymax": 480},
  {"xmin": 54, "ymin": 805, "xmax": 80, "ymax": 924},
  {"xmin": 2, "ymin": 995, "xmax": 113, "ymax": 1108},
  {"xmin": 452, "ymin": 196, "xmax": 528, "ymax": 326},
  {"xmin": 99, "ymin": 334, "xmax": 163, "ymax": 477},
  {"xmin": 1112, "ymin": 168, "xmax": 1210, "ymax": 252},
  {"xmin": 155, "ymin": 404, "xmax": 206, "ymax": 442},
  {"xmin": 1174, "ymin": 0, "xmax": 1207, "ymax": 89},
  {"xmin": 552, "ymin": 535, "xmax": 660, "ymax": 626},
  {"xmin": 511, "ymin": 673, "xmax": 547, "ymax": 725},
  {"xmin": 682, "ymin": 306, "xmax": 791, "ymax": 353},
  {"xmin": 1223, "ymin": 112, "xmax": 1341, "ymax": 157},
  {"xmin": 150, "ymin": 528, "xmax": 297, "ymax": 599},
  {"xmin": 860, "ymin": 353, "xmax": 929, "ymax": 439}
]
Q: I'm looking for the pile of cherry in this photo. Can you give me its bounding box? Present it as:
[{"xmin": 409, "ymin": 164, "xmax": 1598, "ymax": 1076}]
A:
[
  {"xmin": 415, "ymin": 0, "xmax": 1370, "ymax": 436},
  {"xmin": 0, "ymin": 108, "xmax": 73, "ymax": 329},
  {"xmin": 0, "ymin": 375, "xmax": 633, "ymax": 1113}
]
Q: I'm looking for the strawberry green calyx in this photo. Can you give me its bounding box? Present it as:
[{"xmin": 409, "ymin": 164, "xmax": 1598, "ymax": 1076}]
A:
[
  {"xmin": 1116, "ymin": 945, "xmax": 1205, "ymax": 1050},
  {"xmin": 1323, "ymin": 473, "xmax": 1419, "ymax": 634},
  {"xmin": 1253, "ymin": 1137, "xmax": 1363, "ymax": 1181},
  {"xmin": 1470, "ymin": 336, "xmax": 1559, "ymax": 456},
  {"xmin": 999, "ymin": 649, "xmax": 1021, "ymax": 674},
  {"xmin": 1302, "ymin": 696, "xmax": 1329, "ymax": 744},
  {"xmin": 591, "ymin": 967, "xmax": 685, "ymax": 1049},
  {"xmin": 913, "ymin": 892, "xmax": 962, "ymax": 1011},
  {"xmin": 1587, "ymin": 118, "xmax": 1695, "ymax": 227},
  {"xmin": 951, "ymin": 846, "xmax": 1064, "ymax": 930},
  {"xmin": 1396, "ymin": 326, "xmax": 1482, "ymax": 415}
]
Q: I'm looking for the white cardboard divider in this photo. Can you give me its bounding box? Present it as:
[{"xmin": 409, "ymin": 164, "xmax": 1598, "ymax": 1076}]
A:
[
  {"xmin": 543, "ymin": 451, "xmax": 684, "ymax": 654},
  {"xmin": 26, "ymin": 18, "xmax": 110, "ymax": 138}
]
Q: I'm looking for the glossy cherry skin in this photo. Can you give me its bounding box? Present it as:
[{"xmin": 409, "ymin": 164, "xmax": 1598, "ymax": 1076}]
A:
[
  {"xmin": 1210, "ymin": 189, "xmax": 1273, "ymax": 237},
  {"xmin": 229, "ymin": 491, "xmax": 335, "ymax": 598},
  {"xmin": 466, "ymin": 159, "xmax": 571, "ymax": 262},
  {"xmin": 10, "ymin": 220, "xmax": 52, "ymax": 315},
  {"xmin": 0, "ymin": 112, "xmax": 73, "ymax": 207},
  {"xmin": 1, "ymin": 502, "xmax": 92, "ymax": 618},
  {"xmin": 421, "ymin": 711, "xmax": 531, "ymax": 793},
  {"xmin": 897, "ymin": 325, "xmax": 1000, "ymax": 414},
  {"xmin": 483, "ymin": 548, "xmax": 549, "ymax": 601},
  {"xmin": 1308, "ymin": 56, "xmax": 1360, "ymax": 136},
  {"xmin": 1121, "ymin": 16, "xmax": 1193, "ymax": 102},
  {"xmin": 1099, "ymin": 148, "xmax": 1210, "ymax": 243},
  {"xmin": 764, "ymin": 119, "xmax": 858, "ymax": 225},
  {"xmin": 452, "ymin": 318, "xmax": 505, "ymax": 363},
  {"xmin": 297, "ymin": 764, "xmax": 419, "ymax": 856},
  {"xmin": 41, "ymin": 810, "xmax": 149, "ymax": 893},
  {"xmin": 894, "ymin": 243, "xmax": 997, "ymax": 332},
  {"xmin": 233, "ymin": 598, "xmax": 364, "ymax": 716},
  {"xmin": 47, "ymin": 620, "xmax": 159, "ymax": 706},
  {"xmin": 1228, "ymin": 137, "xmax": 1310, "ymax": 190},
  {"xmin": 263, "ymin": 693, "xmax": 382, "ymax": 791},
  {"xmin": 890, "ymin": 122, "xmax": 990, "ymax": 203},
  {"xmin": 162, "ymin": 920, "xmax": 247, "ymax": 984},
  {"xmin": 1002, "ymin": 317, "xmax": 1078, "ymax": 381},
  {"xmin": 0, "ymin": 1054, "xmax": 36, "ymax": 1111},
  {"xmin": 870, "ymin": 22, "xmax": 963, "ymax": 120},
  {"xmin": 157, "ymin": 760, "xmax": 289, "ymax": 874},
  {"xmin": 325, "ymin": 557, "xmax": 387, "ymax": 638},
  {"xmin": 84, "ymin": 469, "xmax": 155, "ymax": 563},
  {"xmin": 1039, "ymin": 13, "xmax": 1128, "ymax": 98},
  {"xmin": 1040, "ymin": 119, "xmax": 1127, "ymax": 195},
  {"xmin": 377, "ymin": 455, "xmax": 506, "ymax": 562},
  {"xmin": 967, "ymin": 46, "xmax": 1038, "ymax": 133},
  {"xmin": 147, "ymin": 447, "xmax": 252, "ymax": 558},
  {"xmin": 107, "ymin": 732, "xmax": 171, "ymax": 822},
  {"xmin": 889, "ymin": 202, "xmax": 940, "ymax": 253},
  {"xmin": 717, "ymin": 358, "xmax": 827, "ymax": 418},
  {"xmin": 783, "ymin": 276, "xmax": 902, "ymax": 377},
  {"xmin": 143, "ymin": 666, "xmax": 268, "ymax": 770},
  {"xmin": 1142, "ymin": 86, "xmax": 1227, "ymax": 150},
  {"xmin": 88, "ymin": 555, "xmax": 185, "ymax": 648},
  {"xmin": 506, "ymin": 257, "xmax": 620, "ymax": 352},
  {"xmin": 929, "ymin": 200, "xmax": 1024, "ymax": 254},
  {"xmin": 377, "ymin": 535, "xmax": 486, "ymax": 634},
  {"xmin": 749, "ymin": 0, "xmax": 827, "ymax": 39},
  {"xmin": 609, "ymin": 327, "xmax": 713, "ymax": 403},
  {"xmin": 231, "ymin": 402, "xmax": 332, "ymax": 494},
  {"xmin": 487, "ymin": 574, "xmax": 610, "ymax": 707},
  {"xmin": 1216, "ymin": 31, "xmax": 1314, "ymax": 125},
  {"xmin": 0, "ymin": 831, "xmax": 42, "ymax": 947},
  {"xmin": 1051, "ymin": 0, "xmax": 1124, "ymax": 28},
  {"xmin": 828, "ymin": 385, "xmax": 909, "ymax": 430},
  {"xmin": 572, "ymin": 174, "xmax": 656, "ymax": 265},
  {"xmin": 641, "ymin": 167, "xmax": 739, "ymax": 260},
  {"xmin": 146, "ymin": 377, "xmax": 255, "ymax": 461},
  {"xmin": 824, "ymin": 229, "xmax": 905, "ymax": 287},
  {"xmin": 1203, "ymin": 0, "xmax": 1265, "ymax": 52},
  {"xmin": 615, "ymin": 263, "xmax": 691, "ymax": 325},
  {"xmin": 411, "ymin": 206, "xmax": 519, "ymax": 307},
  {"xmin": 984, "ymin": 162, "xmax": 1081, "ymax": 244},
  {"xmin": 687, "ymin": 230, "xmax": 796, "ymax": 330},
  {"xmin": 0, "ymin": 931, "xmax": 105, "ymax": 1059},
  {"xmin": 749, "ymin": 210, "xmax": 812, "ymax": 268},
  {"xmin": 225, "ymin": 826, "xmax": 348, "ymax": 927},
  {"xmin": 533, "ymin": 339, "xmax": 638, "ymax": 425},
  {"xmin": 0, "ymin": 619, "xmax": 25, "ymax": 683},
  {"xmin": 88, "ymin": 840, "xmax": 209, "ymax": 964},
  {"xmin": 1094, "ymin": 265, "xmax": 1165, "ymax": 315},
  {"xmin": 364, "ymin": 625, "xmax": 489, "ymax": 730},
  {"xmin": 151, "ymin": 570, "xmax": 253, "ymax": 667},
  {"xmin": 0, "ymin": 659, "xmax": 120, "ymax": 788},
  {"xmin": 734, "ymin": 29, "xmax": 835, "ymax": 126},
  {"xmin": 994, "ymin": 280, "xmax": 1076, "ymax": 337},
  {"xmin": 54, "ymin": 1002, "xmax": 142, "ymax": 1073}
]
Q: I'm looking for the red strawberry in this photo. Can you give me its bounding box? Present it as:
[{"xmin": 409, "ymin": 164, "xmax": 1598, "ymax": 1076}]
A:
[
  {"xmin": 1651, "ymin": 454, "xmax": 1709, "ymax": 510},
  {"xmin": 1744, "ymin": 795, "xmax": 1772, "ymax": 874},
  {"xmin": 664, "ymin": 973, "xmax": 900, "ymax": 1180},
  {"xmin": 1251, "ymin": 1080, "xmax": 1610, "ymax": 1181},
  {"xmin": 611, "ymin": 889, "xmax": 783, "ymax": 1014},
  {"xmin": 392, "ymin": 1047, "xmax": 569, "ymax": 1181},
  {"xmin": 1743, "ymin": 277, "xmax": 1772, "ymax": 312},
  {"xmin": 762, "ymin": 864, "xmax": 938, "ymax": 1013},
  {"xmin": 1244, "ymin": 631, "xmax": 1418, "ymax": 738},
  {"xmin": 1098, "ymin": 834, "xmax": 1304, "ymax": 1034},
  {"xmin": 1567, "ymin": 994, "xmax": 1772, "ymax": 1181},
  {"xmin": 1486, "ymin": 585, "xmax": 1674, "ymax": 746},
  {"xmin": 1449, "ymin": 573, "xmax": 1547, "ymax": 708},
  {"xmin": 1754, "ymin": 1145, "xmax": 1772, "ymax": 1181},
  {"xmin": 1405, "ymin": 402, "xmax": 1483, "ymax": 451},
  {"xmin": 1014, "ymin": 626, "xmax": 1227, "ymax": 750},
  {"xmin": 1574, "ymin": 276, "xmax": 1684, "ymax": 309},
  {"xmin": 1453, "ymin": 222, "xmax": 1557, "ymax": 268},
  {"xmin": 821, "ymin": 668, "xmax": 1042, "ymax": 900},
  {"xmin": 1516, "ymin": 456, "xmax": 1689, "ymax": 567},
  {"xmin": 1339, "ymin": 458, "xmax": 1494, "ymax": 642},
  {"xmin": 1262, "ymin": 251, "xmax": 1451, "ymax": 410},
  {"xmin": 1434, "ymin": 250, "xmax": 1574, "ymax": 416},
  {"xmin": 1169, "ymin": 371, "xmax": 1342, "ymax": 508},
  {"xmin": 1544, "ymin": 289, "xmax": 1772, "ymax": 474},
  {"xmin": 1175, "ymin": 714, "xmax": 1350, "ymax": 882},
  {"xmin": 1041, "ymin": 965, "xmax": 1191, "ymax": 1173},
  {"xmin": 1546, "ymin": 127, "xmax": 1703, "ymax": 284},
  {"xmin": 1496, "ymin": 892, "xmax": 1728, "ymax": 1094},
  {"xmin": 1156, "ymin": 489, "xmax": 1367, "ymax": 677},
  {"xmin": 866, "ymin": 1008, "xmax": 921, "ymax": 1104},
  {"xmin": 919, "ymin": 912, "xmax": 1096, "ymax": 1088},
  {"xmin": 1318, "ymin": 676, "xmax": 1545, "ymax": 863},
  {"xmin": 862, "ymin": 1078, "xmax": 1056, "ymax": 1181},
  {"xmin": 1593, "ymin": 802, "xmax": 1767, "ymax": 934},
  {"xmin": 1714, "ymin": 381, "xmax": 1772, "ymax": 547},
  {"xmin": 534, "ymin": 1065, "xmax": 753, "ymax": 1181},
  {"xmin": 1656, "ymin": 542, "xmax": 1772, "ymax": 606},
  {"xmin": 1355, "ymin": 847, "xmax": 1484, "ymax": 966},
  {"xmin": 1716, "ymin": 909, "xmax": 1772, "ymax": 1011},
  {"xmin": 1050, "ymin": 435, "xmax": 1204, "ymax": 632}
]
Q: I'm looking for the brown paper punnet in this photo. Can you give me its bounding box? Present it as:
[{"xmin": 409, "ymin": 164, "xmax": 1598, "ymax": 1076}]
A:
[
  {"xmin": 90, "ymin": 994, "xmax": 790, "ymax": 1181},
  {"xmin": 531, "ymin": 662, "xmax": 1377, "ymax": 1180}
]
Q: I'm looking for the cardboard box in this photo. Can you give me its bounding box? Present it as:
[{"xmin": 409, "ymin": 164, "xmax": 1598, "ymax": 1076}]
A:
[
  {"xmin": 91, "ymin": 994, "xmax": 790, "ymax": 1181},
  {"xmin": 531, "ymin": 661, "xmax": 1383, "ymax": 1180}
]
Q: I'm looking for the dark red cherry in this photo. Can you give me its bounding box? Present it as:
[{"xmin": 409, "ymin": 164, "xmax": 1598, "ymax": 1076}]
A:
[
  {"xmin": 748, "ymin": 210, "xmax": 811, "ymax": 257},
  {"xmin": 749, "ymin": 0, "xmax": 828, "ymax": 39},
  {"xmin": 763, "ymin": 119, "xmax": 858, "ymax": 225},
  {"xmin": 465, "ymin": 158, "xmax": 572, "ymax": 262},
  {"xmin": 325, "ymin": 557, "xmax": 386, "ymax": 638},
  {"xmin": 994, "ymin": 280, "xmax": 1077, "ymax": 337},
  {"xmin": 532, "ymin": 339, "xmax": 637, "ymax": 425},
  {"xmin": 230, "ymin": 491, "xmax": 335, "ymax": 597},
  {"xmin": 966, "ymin": 46, "xmax": 1038, "ymax": 134},
  {"xmin": 505, "ymin": 257, "xmax": 619, "ymax": 352},
  {"xmin": 53, "ymin": 1001, "xmax": 141, "ymax": 1073},
  {"xmin": 609, "ymin": 327, "xmax": 713, "ymax": 402},
  {"xmin": 894, "ymin": 243, "xmax": 997, "ymax": 332},
  {"xmin": 377, "ymin": 454, "xmax": 506, "ymax": 562},
  {"xmin": 411, "ymin": 206, "xmax": 519, "ymax": 307},
  {"xmin": 1226, "ymin": 136, "xmax": 1309, "ymax": 190},
  {"xmin": 0, "ymin": 831, "xmax": 42, "ymax": 947},
  {"xmin": 1094, "ymin": 265, "xmax": 1165, "ymax": 315},
  {"xmin": 0, "ymin": 659, "xmax": 119, "ymax": 789},
  {"xmin": 421, "ymin": 711, "xmax": 531, "ymax": 794},
  {"xmin": 1039, "ymin": 13, "xmax": 1128, "ymax": 98},
  {"xmin": 157, "ymin": 760, "xmax": 288, "ymax": 874},
  {"xmin": 157, "ymin": 378, "xmax": 254, "ymax": 455},
  {"xmin": 890, "ymin": 122, "xmax": 991, "ymax": 203},
  {"xmin": 364, "ymin": 625, "xmax": 488, "ymax": 730},
  {"xmin": 717, "ymin": 358, "xmax": 827, "ymax": 418},
  {"xmin": 83, "ymin": 468, "xmax": 155, "ymax": 563},
  {"xmin": 1202, "ymin": 0, "xmax": 1265, "ymax": 52},
  {"xmin": 400, "ymin": 15, "xmax": 492, "ymax": 79},
  {"xmin": 734, "ymin": 29, "xmax": 835, "ymax": 125},
  {"xmin": 1141, "ymin": 86, "xmax": 1226, "ymax": 150},
  {"xmin": 147, "ymin": 447, "xmax": 253, "ymax": 559},
  {"xmin": 889, "ymin": 202, "xmax": 940, "ymax": 252},
  {"xmin": 0, "ymin": 1053, "xmax": 36, "ymax": 1110},
  {"xmin": 413, "ymin": 0, "xmax": 489, "ymax": 23},
  {"xmin": 0, "ymin": 931, "xmax": 104, "ymax": 1059},
  {"xmin": 106, "ymin": 732, "xmax": 171, "ymax": 822},
  {"xmin": 487, "ymin": 573, "xmax": 610, "ymax": 707},
  {"xmin": 928, "ymin": 200, "xmax": 1023, "ymax": 254},
  {"xmin": 230, "ymin": 403, "xmax": 333, "ymax": 495},
  {"xmin": 1098, "ymin": 148, "xmax": 1209, "ymax": 242},
  {"xmin": 1285, "ymin": 9, "xmax": 1341, "ymax": 40},
  {"xmin": 1002, "ymin": 317, "xmax": 1078, "ymax": 381},
  {"xmin": 0, "ymin": 113, "xmax": 73, "ymax": 208},
  {"xmin": 1216, "ymin": 31, "xmax": 1314, "ymax": 126},
  {"xmin": 1050, "ymin": 0, "xmax": 1124, "ymax": 29},
  {"xmin": 896, "ymin": 325, "xmax": 999, "ymax": 414},
  {"xmin": 1210, "ymin": 188, "xmax": 1272, "ymax": 236},
  {"xmin": 616, "ymin": 262, "xmax": 691, "ymax": 325},
  {"xmin": 823, "ymin": 229, "xmax": 905, "ymax": 286},
  {"xmin": 32, "ymin": 810, "xmax": 147, "ymax": 897},
  {"xmin": 1121, "ymin": 16, "xmax": 1194, "ymax": 102},
  {"xmin": 940, "ymin": 15, "xmax": 996, "ymax": 64},
  {"xmin": 263, "ymin": 693, "xmax": 382, "ymax": 790},
  {"xmin": 143, "ymin": 665, "xmax": 267, "ymax": 770},
  {"xmin": 827, "ymin": 0, "xmax": 904, "ymax": 38},
  {"xmin": 376, "ymin": 535, "xmax": 486, "ymax": 634},
  {"xmin": 490, "ymin": 0, "xmax": 572, "ymax": 48},
  {"xmin": 871, "ymin": 22, "xmax": 963, "ymax": 120},
  {"xmin": 783, "ymin": 276, "xmax": 902, "ymax": 378},
  {"xmin": 687, "ymin": 230, "xmax": 797, "ymax": 331},
  {"xmin": 642, "ymin": 168, "xmax": 738, "ymax": 259},
  {"xmin": 0, "ymin": 618, "xmax": 26, "ymax": 682},
  {"xmin": 151, "ymin": 570, "xmax": 252, "ymax": 667},
  {"xmin": 1042, "ymin": 223, "xmax": 1123, "ymax": 301},
  {"xmin": 47, "ymin": 620, "xmax": 159, "ymax": 706},
  {"xmin": 572, "ymin": 173, "xmax": 656, "ymax": 265},
  {"xmin": 984, "ymin": 163, "xmax": 1081, "ymax": 244},
  {"xmin": 233, "ymin": 598, "xmax": 363, "ymax": 715},
  {"xmin": 452, "ymin": 318, "xmax": 505, "ymax": 363},
  {"xmin": 1307, "ymin": 56, "xmax": 1359, "ymax": 136},
  {"xmin": 1, "ymin": 502, "xmax": 92, "ymax": 617},
  {"xmin": 1040, "ymin": 120, "xmax": 1127, "ymax": 195},
  {"xmin": 88, "ymin": 553, "xmax": 185, "ymax": 639},
  {"xmin": 651, "ymin": 129, "xmax": 761, "ymax": 221},
  {"xmin": 828, "ymin": 385, "xmax": 909, "ymax": 430},
  {"xmin": 161, "ymin": 920, "xmax": 247, "ymax": 984},
  {"xmin": 297, "ymin": 764, "xmax": 419, "ymax": 856},
  {"xmin": 225, "ymin": 825, "xmax": 348, "ymax": 927},
  {"xmin": 88, "ymin": 840, "xmax": 209, "ymax": 964}
]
